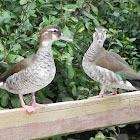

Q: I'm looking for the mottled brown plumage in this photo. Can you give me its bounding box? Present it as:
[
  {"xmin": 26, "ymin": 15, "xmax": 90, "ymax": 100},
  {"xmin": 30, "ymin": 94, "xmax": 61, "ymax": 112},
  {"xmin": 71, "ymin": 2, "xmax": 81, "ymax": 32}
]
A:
[
  {"xmin": 0, "ymin": 25, "xmax": 73, "ymax": 112},
  {"xmin": 82, "ymin": 26, "xmax": 140, "ymax": 98},
  {"xmin": 0, "ymin": 58, "xmax": 34, "ymax": 82},
  {"xmin": 93, "ymin": 49, "xmax": 140, "ymax": 80}
]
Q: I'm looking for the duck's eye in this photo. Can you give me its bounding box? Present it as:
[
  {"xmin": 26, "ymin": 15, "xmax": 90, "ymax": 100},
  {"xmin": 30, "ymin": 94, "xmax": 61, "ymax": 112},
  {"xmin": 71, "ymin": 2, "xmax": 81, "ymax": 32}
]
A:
[
  {"xmin": 53, "ymin": 30, "xmax": 57, "ymax": 32},
  {"xmin": 48, "ymin": 28, "xmax": 58, "ymax": 33}
]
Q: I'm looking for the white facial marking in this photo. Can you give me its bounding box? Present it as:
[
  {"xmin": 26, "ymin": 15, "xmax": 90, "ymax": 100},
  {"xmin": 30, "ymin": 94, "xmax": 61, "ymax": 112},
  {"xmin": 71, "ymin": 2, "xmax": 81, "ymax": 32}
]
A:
[
  {"xmin": 0, "ymin": 82, "xmax": 3, "ymax": 87},
  {"xmin": 42, "ymin": 31, "xmax": 49, "ymax": 36},
  {"xmin": 52, "ymin": 34, "xmax": 58, "ymax": 40},
  {"xmin": 48, "ymin": 28, "xmax": 58, "ymax": 32}
]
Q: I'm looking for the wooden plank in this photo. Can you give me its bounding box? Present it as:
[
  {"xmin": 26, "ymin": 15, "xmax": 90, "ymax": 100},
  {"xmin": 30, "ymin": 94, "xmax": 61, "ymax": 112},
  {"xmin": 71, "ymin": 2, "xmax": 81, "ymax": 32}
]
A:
[{"xmin": 0, "ymin": 91, "xmax": 140, "ymax": 140}]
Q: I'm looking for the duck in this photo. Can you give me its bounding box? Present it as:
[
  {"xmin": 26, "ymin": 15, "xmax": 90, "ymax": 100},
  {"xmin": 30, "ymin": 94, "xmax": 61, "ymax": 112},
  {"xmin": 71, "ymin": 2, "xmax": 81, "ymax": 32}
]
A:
[
  {"xmin": 82, "ymin": 26, "xmax": 140, "ymax": 98},
  {"xmin": 0, "ymin": 25, "xmax": 73, "ymax": 112}
]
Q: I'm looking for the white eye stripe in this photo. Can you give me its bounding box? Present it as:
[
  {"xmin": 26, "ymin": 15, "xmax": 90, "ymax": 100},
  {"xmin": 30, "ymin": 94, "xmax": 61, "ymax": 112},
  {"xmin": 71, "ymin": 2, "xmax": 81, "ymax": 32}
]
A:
[
  {"xmin": 47, "ymin": 28, "xmax": 58, "ymax": 32},
  {"xmin": 42, "ymin": 31, "xmax": 49, "ymax": 36}
]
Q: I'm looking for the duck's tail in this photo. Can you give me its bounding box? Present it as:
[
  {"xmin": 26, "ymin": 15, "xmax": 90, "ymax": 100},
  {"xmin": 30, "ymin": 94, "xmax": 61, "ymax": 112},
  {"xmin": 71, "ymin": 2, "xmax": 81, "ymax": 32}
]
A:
[{"xmin": 127, "ymin": 79, "xmax": 140, "ymax": 91}]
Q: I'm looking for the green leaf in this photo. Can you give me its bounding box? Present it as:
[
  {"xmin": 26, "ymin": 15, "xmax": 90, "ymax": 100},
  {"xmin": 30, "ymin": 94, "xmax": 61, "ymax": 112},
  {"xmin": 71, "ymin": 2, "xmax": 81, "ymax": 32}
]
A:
[
  {"xmin": 11, "ymin": 95, "xmax": 21, "ymax": 108},
  {"xmin": 76, "ymin": 23, "xmax": 85, "ymax": 33},
  {"xmin": 63, "ymin": 25, "xmax": 72, "ymax": 38},
  {"xmin": 11, "ymin": 43, "xmax": 21, "ymax": 52},
  {"xmin": 63, "ymin": 4, "xmax": 78, "ymax": 11},
  {"xmin": 82, "ymin": 11, "xmax": 100, "ymax": 26},
  {"xmin": 82, "ymin": 11, "xmax": 94, "ymax": 19},
  {"xmin": 1, "ymin": 92, "xmax": 9, "ymax": 107},
  {"xmin": 78, "ymin": 86, "xmax": 89, "ymax": 92},
  {"xmin": 116, "ymin": 39, "xmax": 123, "ymax": 47},
  {"xmin": 129, "ymin": 38, "xmax": 136, "ymax": 42},
  {"xmin": 67, "ymin": 65, "xmax": 75, "ymax": 79},
  {"xmin": 3, "ymin": 11, "xmax": 11, "ymax": 23},
  {"xmin": 62, "ymin": 97, "xmax": 74, "ymax": 102},
  {"xmin": 54, "ymin": 41, "xmax": 66, "ymax": 47},
  {"xmin": 71, "ymin": 17, "xmax": 78, "ymax": 23},
  {"xmin": 24, "ymin": 19, "xmax": 33, "ymax": 32},
  {"xmin": 108, "ymin": 126, "xmax": 118, "ymax": 136},
  {"xmin": 76, "ymin": 0, "xmax": 84, "ymax": 8},
  {"xmin": 47, "ymin": 10, "xmax": 58, "ymax": 15},
  {"xmin": 67, "ymin": 138, "xmax": 76, "ymax": 140},
  {"xmin": 90, "ymin": 138, "xmax": 100, "ymax": 140},
  {"xmin": 40, "ymin": 4, "xmax": 53, "ymax": 8},
  {"xmin": 72, "ymin": 85, "xmax": 77, "ymax": 96},
  {"xmin": 6, "ymin": 54, "xmax": 17, "ymax": 63},
  {"xmin": 0, "ymin": 15, "xmax": 4, "ymax": 25},
  {"xmin": 90, "ymin": 4, "xmax": 98, "ymax": 15},
  {"xmin": 113, "ymin": 11, "xmax": 120, "ymax": 17},
  {"xmin": 95, "ymin": 131, "xmax": 105, "ymax": 139},
  {"xmin": 120, "ymin": 16, "xmax": 125, "ymax": 21},
  {"xmin": 52, "ymin": 47, "xmax": 62, "ymax": 60},
  {"xmin": 0, "ymin": 43, "xmax": 4, "ymax": 51},
  {"xmin": 20, "ymin": 0, "xmax": 28, "ymax": 5},
  {"xmin": 106, "ymin": 2, "xmax": 114, "ymax": 10},
  {"xmin": 41, "ymin": 98, "xmax": 53, "ymax": 104},
  {"xmin": 6, "ymin": 54, "xmax": 24, "ymax": 63},
  {"xmin": 28, "ymin": 2, "xmax": 37, "ymax": 9},
  {"xmin": 5, "ymin": 1, "xmax": 15, "ymax": 10},
  {"xmin": 0, "ymin": 90, "xmax": 5, "ymax": 98},
  {"xmin": 68, "ymin": 45, "xmax": 74, "ymax": 56},
  {"xmin": 15, "ymin": 55, "xmax": 24, "ymax": 63},
  {"xmin": 122, "ymin": 9, "xmax": 129, "ymax": 14}
]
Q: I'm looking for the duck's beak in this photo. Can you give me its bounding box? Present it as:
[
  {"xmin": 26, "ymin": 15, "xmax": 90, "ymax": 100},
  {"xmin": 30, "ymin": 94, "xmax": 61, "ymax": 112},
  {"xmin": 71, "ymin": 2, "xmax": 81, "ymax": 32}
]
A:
[
  {"xmin": 59, "ymin": 33, "xmax": 73, "ymax": 42},
  {"xmin": 97, "ymin": 33, "xmax": 104, "ymax": 43}
]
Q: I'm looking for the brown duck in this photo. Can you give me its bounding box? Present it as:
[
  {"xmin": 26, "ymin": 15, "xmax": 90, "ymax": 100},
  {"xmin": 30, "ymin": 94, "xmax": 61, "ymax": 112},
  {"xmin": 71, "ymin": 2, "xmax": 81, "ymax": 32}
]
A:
[
  {"xmin": 82, "ymin": 26, "xmax": 140, "ymax": 98},
  {"xmin": 0, "ymin": 25, "xmax": 73, "ymax": 112}
]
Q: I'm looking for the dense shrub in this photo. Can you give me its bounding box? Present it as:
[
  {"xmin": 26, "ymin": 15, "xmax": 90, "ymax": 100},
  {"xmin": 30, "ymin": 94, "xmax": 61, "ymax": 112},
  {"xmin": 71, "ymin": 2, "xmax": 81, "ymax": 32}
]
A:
[{"xmin": 0, "ymin": 0, "xmax": 140, "ymax": 139}]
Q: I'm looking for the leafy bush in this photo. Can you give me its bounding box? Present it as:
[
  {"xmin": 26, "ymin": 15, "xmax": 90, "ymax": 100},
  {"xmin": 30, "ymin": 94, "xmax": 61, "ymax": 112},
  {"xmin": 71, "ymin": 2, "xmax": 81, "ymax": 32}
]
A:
[{"xmin": 0, "ymin": 0, "xmax": 140, "ymax": 139}]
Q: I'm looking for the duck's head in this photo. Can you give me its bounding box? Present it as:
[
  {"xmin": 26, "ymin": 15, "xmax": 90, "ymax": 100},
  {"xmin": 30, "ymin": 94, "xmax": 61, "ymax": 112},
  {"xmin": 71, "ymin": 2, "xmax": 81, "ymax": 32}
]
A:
[
  {"xmin": 93, "ymin": 26, "xmax": 106, "ymax": 43},
  {"xmin": 40, "ymin": 25, "xmax": 73, "ymax": 45}
]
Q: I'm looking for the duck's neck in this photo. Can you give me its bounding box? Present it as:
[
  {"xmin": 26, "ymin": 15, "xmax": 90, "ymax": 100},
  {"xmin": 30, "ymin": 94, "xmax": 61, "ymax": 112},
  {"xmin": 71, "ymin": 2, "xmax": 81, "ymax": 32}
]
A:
[
  {"xmin": 84, "ymin": 40, "xmax": 104, "ymax": 61},
  {"xmin": 35, "ymin": 40, "xmax": 53, "ymax": 62}
]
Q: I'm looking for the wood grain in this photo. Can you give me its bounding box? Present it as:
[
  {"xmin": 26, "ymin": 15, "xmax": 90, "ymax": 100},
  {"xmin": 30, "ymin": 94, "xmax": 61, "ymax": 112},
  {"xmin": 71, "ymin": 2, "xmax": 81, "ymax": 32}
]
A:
[{"xmin": 0, "ymin": 91, "xmax": 140, "ymax": 140}]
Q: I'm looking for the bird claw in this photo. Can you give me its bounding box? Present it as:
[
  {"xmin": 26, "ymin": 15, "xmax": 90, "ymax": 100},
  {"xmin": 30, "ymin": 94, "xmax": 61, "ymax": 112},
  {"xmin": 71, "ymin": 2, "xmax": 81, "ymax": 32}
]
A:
[
  {"xmin": 30, "ymin": 100, "xmax": 47, "ymax": 108},
  {"xmin": 22, "ymin": 105, "xmax": 35, "ymax": 113},
  {"xmin": 88, "ymin": 92, "xmax": 117, "ymax": 99},
  {"xmin": 88, "ymin": 94, "xmax": 105, "ymax": 99},
  {"xmin": 104, "ymin": 92, "xmax": 117, "ymax": 96}
]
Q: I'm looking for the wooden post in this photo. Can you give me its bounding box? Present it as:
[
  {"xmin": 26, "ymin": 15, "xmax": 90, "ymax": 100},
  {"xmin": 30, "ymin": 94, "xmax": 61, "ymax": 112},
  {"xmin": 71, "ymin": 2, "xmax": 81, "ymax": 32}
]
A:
[{"xmin": 0, "ymin": 91, "xmax": 140, "ymax": 140}]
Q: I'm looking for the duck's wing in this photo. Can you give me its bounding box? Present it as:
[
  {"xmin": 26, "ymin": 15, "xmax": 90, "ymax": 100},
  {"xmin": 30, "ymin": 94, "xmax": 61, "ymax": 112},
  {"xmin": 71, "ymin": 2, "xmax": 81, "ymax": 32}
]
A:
[
  {"xmin": 94, "ymin": 50, "xmax": 140, "ymax": 80},
  {"xmin": 0, "ymin": 57, "xmax": 34, "ymax": 82}
]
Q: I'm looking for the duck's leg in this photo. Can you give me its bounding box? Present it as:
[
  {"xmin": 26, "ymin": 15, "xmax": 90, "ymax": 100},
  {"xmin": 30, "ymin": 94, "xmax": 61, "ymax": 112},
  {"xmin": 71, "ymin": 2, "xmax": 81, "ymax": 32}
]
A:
[
  {"xmin": 30, "ymin": 92, "xmax": 47, "ymax": 108},
  {"xmin": 19, "ymin": 94, "xmax": 35, "ymax": 113},
  {"xmin": 88, "ymin": 85, "xmax": 106, "ymax": 99},
  {"xmin": 105, "ymin": 88, "xmax": 118, "ymax": 96},
  {"xmin": 99, "ymin": 85, "xmax": 106, "ymax": 96},
  {"xmin": 88, "ymin": 86, "xmax": 117, "ymax": 100}
]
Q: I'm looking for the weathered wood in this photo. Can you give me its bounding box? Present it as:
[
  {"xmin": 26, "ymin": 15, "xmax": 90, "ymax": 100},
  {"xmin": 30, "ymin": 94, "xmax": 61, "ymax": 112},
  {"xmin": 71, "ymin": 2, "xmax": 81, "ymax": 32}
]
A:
[{"xmin": 0, "ymin": 91, "xmax": 140, "ymax": 140}]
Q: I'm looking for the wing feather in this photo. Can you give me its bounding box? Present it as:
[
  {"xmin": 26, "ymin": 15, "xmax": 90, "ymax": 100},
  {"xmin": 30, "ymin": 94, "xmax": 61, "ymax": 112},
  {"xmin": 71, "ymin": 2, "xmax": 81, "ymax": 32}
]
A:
[{"xmin": 0, "ymin": 57, "xmax": 34, "ymax": 82}]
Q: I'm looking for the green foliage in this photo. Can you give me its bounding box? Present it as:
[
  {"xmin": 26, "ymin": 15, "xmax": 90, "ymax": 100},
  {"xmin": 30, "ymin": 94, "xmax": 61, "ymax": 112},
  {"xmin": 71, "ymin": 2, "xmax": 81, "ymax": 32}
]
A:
[{"xmin": 0, "ymin": 0, "xmax": 140, "ymax": 139}]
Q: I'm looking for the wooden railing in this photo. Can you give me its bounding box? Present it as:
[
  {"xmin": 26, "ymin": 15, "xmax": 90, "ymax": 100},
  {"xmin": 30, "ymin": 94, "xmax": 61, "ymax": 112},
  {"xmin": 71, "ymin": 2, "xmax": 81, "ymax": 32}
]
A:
[{"xmin": 0, "ymin": 91, "xmax": 140, "ymax": 140}]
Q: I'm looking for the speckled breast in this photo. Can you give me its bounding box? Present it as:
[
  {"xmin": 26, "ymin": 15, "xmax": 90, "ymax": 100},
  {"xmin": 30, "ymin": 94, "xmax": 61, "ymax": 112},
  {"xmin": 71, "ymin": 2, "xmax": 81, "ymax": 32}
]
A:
[
  {"xmin": 82, "ymin": 58, "xmax": 136, "ymax": 90},
  {"xmin": 5, "ymin": 63, "xmax": 56, "ymax": 94},
  {"xmin": 82, "ymin": 58, "xmax": 120, "ymax": 86}
]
